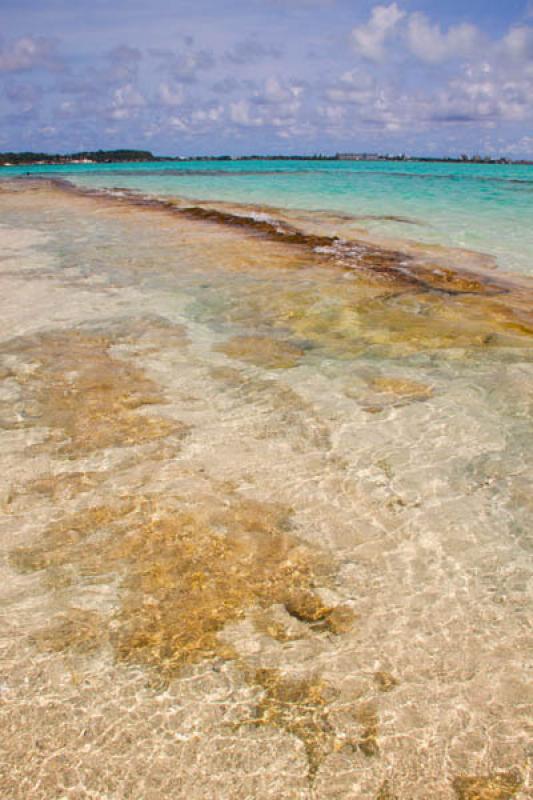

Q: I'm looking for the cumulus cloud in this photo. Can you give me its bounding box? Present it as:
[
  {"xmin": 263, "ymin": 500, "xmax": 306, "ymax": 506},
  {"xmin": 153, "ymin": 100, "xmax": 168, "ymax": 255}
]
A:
[
  {"xmin": 325, "ymin": 70, "xmax": 377, "ymax": 105},
  {"xmin": 108, "ymin": 83, "xmax": 145, "ymax": 120},
  {"xmin": 503, "ymin": 135, "xmax": 533, "ymax": 155},
  {"xmin": 406, "ymin": 14, "xmax": 481, "ymax": 63},
  {"xmin": 351, "ymin": 3, "xmax": 405, "ymax": 61},
  {"xmin": 251, "ymin": 76, "xmax": 303, "ymax": 104},
  {"xmin": 321, "ymin": 2, "xmax": 533, "ymax": 141},
  {"xmin": 501, "ymin": 25, "xmax": 533, "ymax": 61},
  {"xmin": 152, "ymin": 44, "xmax": 215, "ymax": 83},
  {"xmin": 351, "ymin": 4, "xmax": 532, "ymax": 68},
  {"xmin": 157, "ymin": 81, "xmax": 186, "ymax": 106},
  {"xmin": 1, "ymin": 1, "xmax": 532, "ymax": 155},
  {"xmin": 0, "ymin": 36, "xmax": 61, "ymax": 73},
  {"xmin": 230, "ymin": 99, "xmax": 264, "ymax": 126},
  {"xmin": 229, "ymin": 77, "xmax": 302, "ymax": 129}
]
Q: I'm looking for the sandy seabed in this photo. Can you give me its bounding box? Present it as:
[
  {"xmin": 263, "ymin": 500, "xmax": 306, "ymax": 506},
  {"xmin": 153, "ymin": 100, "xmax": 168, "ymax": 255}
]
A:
[{"xmin": 0, "ymin": 180, "xmax": 531, "ymax": 799}]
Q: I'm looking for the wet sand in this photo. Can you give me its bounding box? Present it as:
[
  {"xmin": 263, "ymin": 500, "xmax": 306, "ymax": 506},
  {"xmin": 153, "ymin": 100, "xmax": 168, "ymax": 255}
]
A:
[{"xmin": 0, "ymin": 179, "xmax": 531, "ymax": 799}]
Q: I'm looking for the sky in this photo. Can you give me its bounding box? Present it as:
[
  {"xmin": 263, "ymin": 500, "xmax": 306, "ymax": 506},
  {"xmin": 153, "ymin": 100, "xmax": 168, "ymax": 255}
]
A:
[{"xmin": 1, "ymin": 0, "xmax": 532, "ymax": 157}]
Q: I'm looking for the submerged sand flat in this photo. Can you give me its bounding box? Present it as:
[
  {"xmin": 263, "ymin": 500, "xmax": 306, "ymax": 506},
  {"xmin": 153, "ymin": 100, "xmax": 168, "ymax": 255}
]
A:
[{"xmin": 0, "ymin": 179, "xmax": 531, "ymax": 799}]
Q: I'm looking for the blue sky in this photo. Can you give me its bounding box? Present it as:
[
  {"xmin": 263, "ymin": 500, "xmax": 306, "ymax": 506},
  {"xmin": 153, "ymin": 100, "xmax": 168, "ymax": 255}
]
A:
[{"xmin": 1, "ymin": 0, "xmax": 532, "ymax": 156}]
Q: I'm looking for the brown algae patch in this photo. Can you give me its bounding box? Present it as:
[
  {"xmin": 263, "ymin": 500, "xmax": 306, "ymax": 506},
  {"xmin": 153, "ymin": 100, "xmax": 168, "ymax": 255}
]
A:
[
  {"xmin": 376, "ymin": 780, "xmax": 399, "ymax": 800},
  {"xmin": 216, "ymin": 335, "xmax": 305, "ymax": 369},
  {"xmin": 359, "ymin": 374, "xmax": 435, "ymax": 413},
  {"xmin": 3, "ymin": 471, "xmax": 108, "ymax": 512},
  {"xmin": 369, "ymin": 376, "xmax": 434, "ymax": 401},
  {"xmin": 374, "ymin": 670, "xmax": 399, "ymax": 692},
  {"xmin": 1, "ymin": 323, "xmax": 188, "ymax": 453},
  {"xmin": 408, "ymin": 263, "xmax": 506, "ymax": 297},
  {"xmin": 452, "ymin": 771, "xmax": 522, "ymax": 800},
  {"xmin": 10, "ymin": 492, "xmax": 345, "ymax": 679},
  {"xmin": 284, "ymin": 589, "xmax": 356, "ymax": 634},
  {"xmin": 353, "ymin": 703, "xmax": 380, "ymax": 757},
  {"xmin": 9, "ymin": 500, "xmax": 138, "ymax": 574},
  {"xmin": 32, "ymin": 608, "xmax": 106, "ymax": 655},
  {"xmin": 10, "ymin": 492, "xmax": 358, "ymax": 782},
  {"xmin": 51, "ymin": 180, "xmax": 517, "ymax": 300},
  {"xmin": 240, "ymin": 669, "xmax": 380, "ymax": 779},
  {"xmin": 239, "ymin": 669, "xmax": 382, "ymax": 780},
  {"xmin": 207, "ymin": 278, "xmax": 532, "ymax": 365},
  {"xmin": 247, "ymin": 667, "xmax": 338, "ymax": 779}
]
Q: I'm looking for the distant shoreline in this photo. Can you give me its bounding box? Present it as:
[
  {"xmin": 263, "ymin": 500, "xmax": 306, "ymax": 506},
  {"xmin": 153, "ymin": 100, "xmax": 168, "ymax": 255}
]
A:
[{"xmin": 1, "ymin": 149, "xmax": 532, "ymax": 167}]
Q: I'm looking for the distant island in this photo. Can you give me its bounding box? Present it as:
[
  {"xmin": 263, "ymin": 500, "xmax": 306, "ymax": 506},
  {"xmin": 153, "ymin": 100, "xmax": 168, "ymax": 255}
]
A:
[
  {"xmin": 0, "ymin": 149, "xmax": 158, "ymax": 166},
  {"xmin": 1, "ymin": 149, "xmax": 531, "ymax": 166}
]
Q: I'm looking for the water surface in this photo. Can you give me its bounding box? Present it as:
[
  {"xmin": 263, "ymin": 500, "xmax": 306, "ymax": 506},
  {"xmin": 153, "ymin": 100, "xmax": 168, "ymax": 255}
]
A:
[
  {"xmin": 0, "ymin": 179, "xmax": 531, "ymax": 799},
  {"xmin": 2, "ymin": 158, "xmax": 533, "ymax": 274}
]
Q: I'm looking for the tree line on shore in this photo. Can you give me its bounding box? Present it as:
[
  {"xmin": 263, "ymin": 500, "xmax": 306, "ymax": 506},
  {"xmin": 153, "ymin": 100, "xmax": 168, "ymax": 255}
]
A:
[
  {"xmin": 1, "ymin": 149, "xmax": 530, "ymax": 166},
  {"xmin": 0, "ymin": 149, "xmax": 156, "ymax": 166}
]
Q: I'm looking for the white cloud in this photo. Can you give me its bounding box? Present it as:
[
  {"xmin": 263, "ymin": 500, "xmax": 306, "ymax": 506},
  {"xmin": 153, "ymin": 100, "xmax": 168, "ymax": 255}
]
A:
[
  {"xmin": 191, "ymin": 105, "xmax": 223, "ymax": 123},
  {"xmin": 0, "ymin": 36, "xmax": 60, "ymax": 73},
  {"xmin": 152, "ymin": 46, "xmax": 215, "ymax": 83},
  {"xmin": 109, "ymin": 83, "xmax": 145, "ymax": 120},
  {"xmin": 1, "ymin": 3, "xmax": 531, "ymax": 155},
  {"xmin": 501, "ymin": 25, "xmax": 533, "ymax": 61},
  {"xmin": 169, "ymin": 115, "xmax": 188, "ymax": 131},
  {"xmin": 351, "ymin": 3, "xmax": 405, "ymax": 61},
  {"xmin": 230, "ymin": 99, "xmax": 265, "ymax": 126},
  {"xmin": 158, "ymin": 82, "xmax": 185, "ymax": 106},
  {"xmin": 502, "ymin": 135, "xmax": 533, "ymax": 156},
  {"xmin": 325, "ymin": 69, "xmax": 377, "ymax": 104},
  {"xmin": 257, "ymin": 76, "xmax": 301, "ymax": 103},
  {"xmin": 406, "ymin": 14, "xmax": 481, "ymax": 63}
]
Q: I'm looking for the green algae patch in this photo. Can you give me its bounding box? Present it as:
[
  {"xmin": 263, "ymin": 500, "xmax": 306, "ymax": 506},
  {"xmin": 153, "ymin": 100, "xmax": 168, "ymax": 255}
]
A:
[
  {"xmin": 216, "ymin": 335, "xmax": 305, "ymax": 369},
  {"xmin": 452, "ymin": 772, "xmax": 522, "ymax": 800}
]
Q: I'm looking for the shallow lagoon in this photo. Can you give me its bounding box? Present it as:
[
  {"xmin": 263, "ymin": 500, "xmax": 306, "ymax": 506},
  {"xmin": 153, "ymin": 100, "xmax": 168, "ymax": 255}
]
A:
[
  {"xmin": 2, "ymin": 158, "xmax": 533, "ymax": 274},
  {"xmin": 0, "ymin": 179, "xmax": 531, "ymax": 799}
]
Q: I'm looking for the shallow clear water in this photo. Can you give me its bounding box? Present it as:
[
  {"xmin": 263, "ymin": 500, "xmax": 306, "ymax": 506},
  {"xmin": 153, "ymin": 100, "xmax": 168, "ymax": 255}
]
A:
[
  {"xmin": 0, "ymin": 180, "xmax": 531, "ymax": 799},
  {"xmin": 2, "ymin": 158, "xmax": 533, "ymax": 274}
]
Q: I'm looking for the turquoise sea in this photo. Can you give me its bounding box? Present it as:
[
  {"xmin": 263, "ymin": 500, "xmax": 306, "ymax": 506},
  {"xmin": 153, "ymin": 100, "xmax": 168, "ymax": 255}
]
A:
[{"xmin": 2, "ymin": 158, "xmax": 532, "ymax": 274}]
